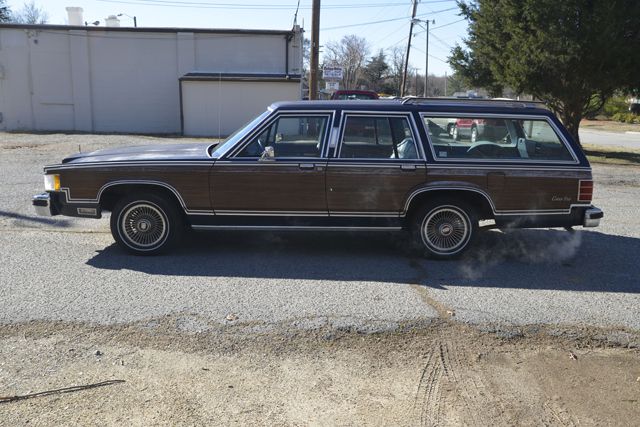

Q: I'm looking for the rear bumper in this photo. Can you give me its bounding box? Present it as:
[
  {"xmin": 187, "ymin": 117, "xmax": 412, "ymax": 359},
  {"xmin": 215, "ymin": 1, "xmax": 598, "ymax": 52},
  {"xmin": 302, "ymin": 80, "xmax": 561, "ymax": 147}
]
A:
[
  {"xmin": 495, "ymin": 205, "xmax": 603, "ymax": 229},
  {"xmin": 583, "ymin": 206, "xmax": 603, "ymax": 227}
]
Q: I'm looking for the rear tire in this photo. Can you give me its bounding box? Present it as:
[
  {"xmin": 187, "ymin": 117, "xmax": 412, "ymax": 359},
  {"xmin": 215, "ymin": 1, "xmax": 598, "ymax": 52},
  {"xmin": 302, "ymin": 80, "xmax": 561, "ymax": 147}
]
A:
[
  {"xmin": 110, "ymin": 192, "xmax": 183, "ymax": 255},
  {"xmin": 410, "ymin": 198, "xmax": 478, "ymax": 259}
]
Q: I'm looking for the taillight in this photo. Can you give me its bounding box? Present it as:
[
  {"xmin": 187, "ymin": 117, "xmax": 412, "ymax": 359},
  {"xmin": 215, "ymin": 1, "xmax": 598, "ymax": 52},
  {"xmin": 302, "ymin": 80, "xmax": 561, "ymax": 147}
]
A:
[{"xmin": 578, "ymin": 180, "xmax": 593, "ymax": 202}]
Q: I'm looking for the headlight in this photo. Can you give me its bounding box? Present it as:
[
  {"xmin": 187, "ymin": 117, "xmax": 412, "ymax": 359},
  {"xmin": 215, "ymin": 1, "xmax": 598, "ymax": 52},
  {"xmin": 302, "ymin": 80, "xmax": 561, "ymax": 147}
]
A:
[{"xmin": 44, "ymin": 174, "xmax": 60, "ymax": 192}]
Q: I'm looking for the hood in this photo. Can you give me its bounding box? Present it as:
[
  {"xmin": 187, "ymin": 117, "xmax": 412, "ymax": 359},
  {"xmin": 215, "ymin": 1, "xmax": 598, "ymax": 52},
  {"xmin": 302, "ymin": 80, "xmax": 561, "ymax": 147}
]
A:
[{"xmin": 62, "ymin": 143, "xmax": 213, "ymax": 164}]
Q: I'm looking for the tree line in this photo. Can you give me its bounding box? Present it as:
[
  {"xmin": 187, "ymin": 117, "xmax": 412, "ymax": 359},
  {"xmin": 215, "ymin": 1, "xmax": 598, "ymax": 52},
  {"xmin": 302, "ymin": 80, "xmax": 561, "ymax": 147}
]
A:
[
  {"xmin": 316, "ymin": 1, "xmax": 639, "ymax": 145},
  {"xmin": 313, "ymin": 35, "xmax": 469, "ymax": 98},
  {"xmin": 0, "ymin": 0, "xmax": 48, "ymax": 25}
]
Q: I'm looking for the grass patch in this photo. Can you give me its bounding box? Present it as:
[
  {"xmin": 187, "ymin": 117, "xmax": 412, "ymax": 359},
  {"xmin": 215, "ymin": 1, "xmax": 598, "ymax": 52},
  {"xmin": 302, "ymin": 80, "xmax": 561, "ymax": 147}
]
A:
[{"xmin": 582, "ymin": 144, "xmax": 640, "ymax": 165}]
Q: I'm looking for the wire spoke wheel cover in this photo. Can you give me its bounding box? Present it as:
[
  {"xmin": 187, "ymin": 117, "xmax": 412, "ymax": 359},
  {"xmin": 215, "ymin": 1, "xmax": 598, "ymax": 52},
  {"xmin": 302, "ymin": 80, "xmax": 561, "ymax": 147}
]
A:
[
  {"xmin": 421, "ymin": 206, "xmax": 470, "ymax": 255},
  {"xmin": 119, "ymin": 202, "xmax": 169, "ymax": 249}
]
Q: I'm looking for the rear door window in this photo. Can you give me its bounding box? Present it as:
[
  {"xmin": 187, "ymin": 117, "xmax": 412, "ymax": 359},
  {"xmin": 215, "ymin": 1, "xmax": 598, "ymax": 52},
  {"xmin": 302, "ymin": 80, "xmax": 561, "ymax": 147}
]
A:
[{"xmin": 339, "ymin": 115, "xmax": 419, "ymax": 159}]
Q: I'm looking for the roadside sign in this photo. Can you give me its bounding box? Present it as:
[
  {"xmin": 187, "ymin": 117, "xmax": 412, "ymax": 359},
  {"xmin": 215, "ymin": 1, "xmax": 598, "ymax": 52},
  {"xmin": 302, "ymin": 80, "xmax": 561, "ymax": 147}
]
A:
[
  {"xmin": 323, "ymin": 67, "xmax": 343, "ymax": 80},
  {"xmin": 326, "ymin": 81, "xmax": 340, "ymax": 91}
]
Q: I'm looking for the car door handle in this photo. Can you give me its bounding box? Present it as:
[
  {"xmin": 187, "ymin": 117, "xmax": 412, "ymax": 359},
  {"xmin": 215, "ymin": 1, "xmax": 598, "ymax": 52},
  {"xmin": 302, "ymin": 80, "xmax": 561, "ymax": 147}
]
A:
[
  {"xmin": 299, "ymin": 163, "xmax": 315, "ymax": 170},
  {"xmin": 400, "ymin": 164, "xmax": 417, "ymax": 171}
]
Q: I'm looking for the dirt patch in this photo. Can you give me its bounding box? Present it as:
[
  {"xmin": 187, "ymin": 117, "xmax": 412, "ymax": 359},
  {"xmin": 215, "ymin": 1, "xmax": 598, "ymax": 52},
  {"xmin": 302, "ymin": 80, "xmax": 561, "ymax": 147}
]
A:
[{"xmin": 0, "ymin": 320, "xmax": 638, "ymax": 426}]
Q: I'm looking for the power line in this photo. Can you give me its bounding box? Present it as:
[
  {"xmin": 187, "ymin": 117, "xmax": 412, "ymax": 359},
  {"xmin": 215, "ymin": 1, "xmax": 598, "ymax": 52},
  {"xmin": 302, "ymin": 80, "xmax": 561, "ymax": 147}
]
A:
[
  {"xmin": 431, "ymin": 18, "xmax": 466, "ymax": 30},
  {"xmin": 322, "ymin": 6, "xmax": 453, "ymax": 32},
  {"xmin": 411, "ymin": 45, "xmax": 448, "ymax": 64}
]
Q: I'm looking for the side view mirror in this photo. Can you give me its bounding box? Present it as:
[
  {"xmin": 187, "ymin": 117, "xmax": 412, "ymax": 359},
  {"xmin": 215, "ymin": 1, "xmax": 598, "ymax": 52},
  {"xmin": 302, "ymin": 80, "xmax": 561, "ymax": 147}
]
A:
[{"xmin": 259, "ymin": 146, "xmax": 275, "ymax": 161}]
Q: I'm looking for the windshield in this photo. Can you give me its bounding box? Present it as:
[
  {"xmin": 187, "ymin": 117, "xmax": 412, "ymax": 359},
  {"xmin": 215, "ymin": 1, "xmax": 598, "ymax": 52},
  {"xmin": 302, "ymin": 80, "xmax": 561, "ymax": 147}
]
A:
[{"xmin": 209, "ymin": 110, "xmax": 271, "ymax": 158}]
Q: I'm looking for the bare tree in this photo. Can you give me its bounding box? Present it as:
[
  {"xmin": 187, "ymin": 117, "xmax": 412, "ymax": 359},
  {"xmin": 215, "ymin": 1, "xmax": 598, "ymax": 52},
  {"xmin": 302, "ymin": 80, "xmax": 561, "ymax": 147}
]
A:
[
  {"xmin": 323, "ymin": 35, "xmax": 370, "ymax": 90},
  {"xmin": 12, "ymin": 1, "xmax": 48, "ymax": 25},
  {"xmin": 387, "ymin": 46, "xmax": 406, "ymax": 96}
]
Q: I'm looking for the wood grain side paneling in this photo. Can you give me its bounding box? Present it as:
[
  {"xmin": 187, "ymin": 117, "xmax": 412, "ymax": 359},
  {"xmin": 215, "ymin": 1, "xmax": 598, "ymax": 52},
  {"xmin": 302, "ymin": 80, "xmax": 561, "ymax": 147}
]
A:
[{"xmin": 58, "ymin": 165, "xmax": 213, "ymax": 211}]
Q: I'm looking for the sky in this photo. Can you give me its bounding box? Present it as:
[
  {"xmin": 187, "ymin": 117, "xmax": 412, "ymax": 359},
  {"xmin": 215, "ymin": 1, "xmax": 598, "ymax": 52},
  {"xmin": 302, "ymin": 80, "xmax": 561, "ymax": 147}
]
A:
[{"xmin": 5, "ymin": 0, "xmax": 470, "ymax": 76}]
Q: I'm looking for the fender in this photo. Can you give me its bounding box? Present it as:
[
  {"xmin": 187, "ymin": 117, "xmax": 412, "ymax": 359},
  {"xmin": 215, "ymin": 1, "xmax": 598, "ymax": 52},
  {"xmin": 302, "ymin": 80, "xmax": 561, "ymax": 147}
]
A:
[{"xmin": 401, "ymin": 182, "xmax": 497, "ymax": 216}]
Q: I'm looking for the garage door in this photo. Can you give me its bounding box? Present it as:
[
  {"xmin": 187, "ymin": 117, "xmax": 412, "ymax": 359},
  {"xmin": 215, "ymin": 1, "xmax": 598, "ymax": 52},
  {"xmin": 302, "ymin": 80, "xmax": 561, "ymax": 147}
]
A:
[{"xmin": 181, "ymin": 79, "xmax": 300, "ymax": 137}]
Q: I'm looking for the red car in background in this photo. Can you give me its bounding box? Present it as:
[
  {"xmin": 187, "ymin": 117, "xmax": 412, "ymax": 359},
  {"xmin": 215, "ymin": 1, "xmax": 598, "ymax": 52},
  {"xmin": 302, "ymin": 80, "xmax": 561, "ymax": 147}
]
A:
[{"xmin": 452, "ymin": 118, "xmax": 508, "ymax": 143}]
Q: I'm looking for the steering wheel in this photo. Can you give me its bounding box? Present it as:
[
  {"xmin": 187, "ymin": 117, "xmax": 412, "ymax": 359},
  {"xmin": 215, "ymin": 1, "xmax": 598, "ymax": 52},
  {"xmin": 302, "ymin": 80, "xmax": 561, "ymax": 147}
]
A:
[
  {"xmin": 256, "ymin": 138, "xmax": 265, "ymax": 153},
  {"xmin": 466, "ymin": 143, "xmax": 500, "ymax": 158}
]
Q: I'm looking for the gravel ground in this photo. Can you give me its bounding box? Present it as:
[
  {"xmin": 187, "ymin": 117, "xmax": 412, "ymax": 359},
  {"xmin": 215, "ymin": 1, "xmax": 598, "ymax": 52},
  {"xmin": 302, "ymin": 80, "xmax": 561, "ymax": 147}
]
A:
[
  {"xmin": 0, "ymin": 131, "xmax": 639, "ymax": 333},
  {"xmin": 1, "ymin": 132, "xmax": 639, "ymax": 426}
]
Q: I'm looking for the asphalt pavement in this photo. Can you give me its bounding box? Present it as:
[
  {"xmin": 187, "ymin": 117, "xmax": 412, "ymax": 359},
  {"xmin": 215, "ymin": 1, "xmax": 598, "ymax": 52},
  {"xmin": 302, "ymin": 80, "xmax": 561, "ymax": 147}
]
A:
[
  {"xmin": 580, "ymin": 128, "xmax": 640, "ymax": 149},
  {"xmin": 1, "ymin": 132, "xmax": 639, "ymax": 333}
]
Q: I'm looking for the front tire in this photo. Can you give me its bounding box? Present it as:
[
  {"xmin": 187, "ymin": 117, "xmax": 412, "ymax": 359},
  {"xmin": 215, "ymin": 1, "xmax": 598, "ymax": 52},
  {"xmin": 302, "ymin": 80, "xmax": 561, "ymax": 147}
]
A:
[
  {"xmin": 410, "ymin": 199, "xmax": 478, "ymax": 259},
  {"xmin": 110, "ymin": 193, "xmax": 183, "ymax": 255}
]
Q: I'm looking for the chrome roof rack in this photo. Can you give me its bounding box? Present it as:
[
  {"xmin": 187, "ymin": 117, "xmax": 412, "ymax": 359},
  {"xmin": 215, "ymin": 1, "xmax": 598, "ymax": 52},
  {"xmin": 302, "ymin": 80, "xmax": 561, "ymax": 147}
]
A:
[{"xmin": 400, "ymin": 96, "xmax": 548, "ymax": 109}]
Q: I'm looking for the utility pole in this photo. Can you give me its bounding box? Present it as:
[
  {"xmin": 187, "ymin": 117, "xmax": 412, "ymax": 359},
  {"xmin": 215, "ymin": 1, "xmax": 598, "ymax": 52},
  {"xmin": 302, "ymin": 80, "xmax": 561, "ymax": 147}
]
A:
[
  {"xmin": 424, "ymin": 19, "xmax": 430, "ymax": 97},
  {"xmin": 444, "ymin": 71, "xmax": 447, "ymax": 96},
  {"xmin": 401, "ymin": 0, "xmax": 418, "ymax": 97},
  {"xmin": 309, "ymin": 0, "xmax": 320, "ymax": 100}
]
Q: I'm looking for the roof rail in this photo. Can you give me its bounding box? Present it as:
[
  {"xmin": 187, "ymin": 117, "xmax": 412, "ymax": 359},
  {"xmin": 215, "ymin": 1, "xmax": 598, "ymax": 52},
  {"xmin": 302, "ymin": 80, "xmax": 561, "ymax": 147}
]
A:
[{"xmin": 400, "ymin": 96, "xmax": 548, "ymax": 109}]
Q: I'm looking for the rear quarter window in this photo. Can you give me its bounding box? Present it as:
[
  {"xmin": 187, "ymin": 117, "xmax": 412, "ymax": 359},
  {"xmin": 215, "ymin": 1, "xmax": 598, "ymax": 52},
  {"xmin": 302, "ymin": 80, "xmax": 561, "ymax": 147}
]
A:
[{"xmin": 422, "ymin": 115, "xmax": 576, "ymax": 162}]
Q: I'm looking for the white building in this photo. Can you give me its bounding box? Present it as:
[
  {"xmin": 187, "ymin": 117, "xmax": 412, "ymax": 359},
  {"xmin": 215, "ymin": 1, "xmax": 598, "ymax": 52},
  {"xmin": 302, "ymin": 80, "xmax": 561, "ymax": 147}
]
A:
[{"xmin": 0, "ymin": 21, "xmax": 303, "ymax": 136}]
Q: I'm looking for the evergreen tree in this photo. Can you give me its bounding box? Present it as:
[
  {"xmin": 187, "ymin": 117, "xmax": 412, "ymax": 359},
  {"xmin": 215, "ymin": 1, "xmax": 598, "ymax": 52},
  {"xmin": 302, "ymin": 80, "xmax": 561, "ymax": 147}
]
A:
[{"xmin": 449, "ymin": 0, "xmax": 640, "ymax": 144}]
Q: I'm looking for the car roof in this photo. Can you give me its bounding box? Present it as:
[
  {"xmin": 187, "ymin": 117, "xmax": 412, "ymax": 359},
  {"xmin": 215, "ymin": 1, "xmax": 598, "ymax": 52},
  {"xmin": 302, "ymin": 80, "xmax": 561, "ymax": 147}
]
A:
[{"xmin": 270, "ymin": 99, "xmax": 552, "ymax": 116}]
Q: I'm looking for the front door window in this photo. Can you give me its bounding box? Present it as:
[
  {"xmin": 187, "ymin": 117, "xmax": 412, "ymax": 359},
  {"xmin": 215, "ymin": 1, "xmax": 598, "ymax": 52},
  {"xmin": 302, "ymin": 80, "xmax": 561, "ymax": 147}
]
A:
[{"xmin": 237, "ymin": 115, "xmax": 329, "ymax": 158}]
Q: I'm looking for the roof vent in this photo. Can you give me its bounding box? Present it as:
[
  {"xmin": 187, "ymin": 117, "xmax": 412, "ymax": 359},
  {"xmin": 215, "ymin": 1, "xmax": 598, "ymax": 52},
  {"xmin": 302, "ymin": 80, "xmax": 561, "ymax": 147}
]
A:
[
  {"xmin": 105, "ymin": 15, "xmax": 120, "ymax": 27},
  {"xmin": 66, "ymin": 7, "xmax": 83, "ymax": 26}
]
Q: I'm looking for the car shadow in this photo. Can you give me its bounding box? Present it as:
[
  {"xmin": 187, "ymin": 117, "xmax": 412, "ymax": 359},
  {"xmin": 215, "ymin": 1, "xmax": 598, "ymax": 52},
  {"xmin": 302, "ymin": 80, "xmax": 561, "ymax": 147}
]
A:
[
  {"xmin": 0, "ymin": 209, "xmax": 72, "ymax": 227},
  {"xmin": 86, "ymin": 229, "xmax": 640, "ymax": 293}
]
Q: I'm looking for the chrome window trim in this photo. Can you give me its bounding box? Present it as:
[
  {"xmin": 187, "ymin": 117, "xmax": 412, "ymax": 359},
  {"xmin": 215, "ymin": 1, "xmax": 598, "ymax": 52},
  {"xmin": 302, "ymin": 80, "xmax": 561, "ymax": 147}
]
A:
[
  {"xmin": 209, "ymin": 110, "xmax": 272, "ymax": 159},
  {"xmin": 419, "ymin": 112, "xmax": 580, "ymax": 165},
  {"xmin": 225, "ymin": 110, "xmax": 335, "ymax": 160},
  {"xmin": 334, "ymin": 110, "xmax": 426, "ymax": 161}
]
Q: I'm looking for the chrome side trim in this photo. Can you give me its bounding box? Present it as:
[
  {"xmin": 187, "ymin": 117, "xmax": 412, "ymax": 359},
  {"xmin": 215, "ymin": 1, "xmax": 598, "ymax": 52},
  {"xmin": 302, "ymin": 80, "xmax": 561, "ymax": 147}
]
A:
[
  {"xmin": 401, "ymin": 186, "xmax": 591, "ymax": 216},
  {"xmin": 191, "ymin": 225, "xmax": 402, "ymax": 231},
  {"xmin": 426, "ymin": 165, "xmax": 591, "ymax": 172},
  {"xmin": 61, "ymin": 180, "xmax": 215, "ymax": 216},
  {"xmin": 329, "ymin": 211, "xmax": 399, "ymax": 217},
  {"xmin": 214, "ymin": 210, "xmax": 328, "ymax": 217},
  {"xmin": 44, "ymin": 161, "xmax": 213, "ymax": 172},
  {"xmin": 326, "ymin": 162, "xmax": 426, "ymax": 169},
  {"xmin": 402, "ymin": 186, "xmax": 497, "ymax": 215}
]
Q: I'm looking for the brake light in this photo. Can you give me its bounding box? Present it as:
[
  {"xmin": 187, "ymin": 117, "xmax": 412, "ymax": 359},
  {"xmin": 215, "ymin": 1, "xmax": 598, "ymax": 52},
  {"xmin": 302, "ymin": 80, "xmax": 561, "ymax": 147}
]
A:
[{"xmin": 578, "ymin": 180, "xmax": 593, "ymax": 202}]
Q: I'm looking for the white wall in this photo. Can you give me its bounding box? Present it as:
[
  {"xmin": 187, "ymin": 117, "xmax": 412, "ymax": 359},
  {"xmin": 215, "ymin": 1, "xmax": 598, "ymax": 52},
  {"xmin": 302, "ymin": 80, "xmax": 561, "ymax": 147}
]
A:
[
  {"xmin": 0, "ymin": 26, "xmax": 302, "ymax": 134},
  {"xmin": 182, "ymin": 80, "xmax": 300, "ymax": 136}
]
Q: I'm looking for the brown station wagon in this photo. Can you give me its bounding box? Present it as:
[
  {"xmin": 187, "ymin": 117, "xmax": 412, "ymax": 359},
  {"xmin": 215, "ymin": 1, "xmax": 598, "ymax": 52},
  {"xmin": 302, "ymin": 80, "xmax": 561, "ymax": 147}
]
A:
[{"xmin": 32, "ymin": 98, "xmax": 603, "ymax": 258}]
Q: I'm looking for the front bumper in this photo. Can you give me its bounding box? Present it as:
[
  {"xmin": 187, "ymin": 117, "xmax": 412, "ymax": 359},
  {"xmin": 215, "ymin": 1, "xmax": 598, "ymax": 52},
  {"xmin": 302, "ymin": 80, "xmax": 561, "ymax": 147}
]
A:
[
  {"xmin": 32, "ymin": 192, "xmax": 101, "ymax": 218},
  {"xmin": 583, "ymin": 206, "xmax": 603, "ymax": 227},
  {"xmin": 32, "ymin": 193, "xmax": 56, "ymax": 216}
]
